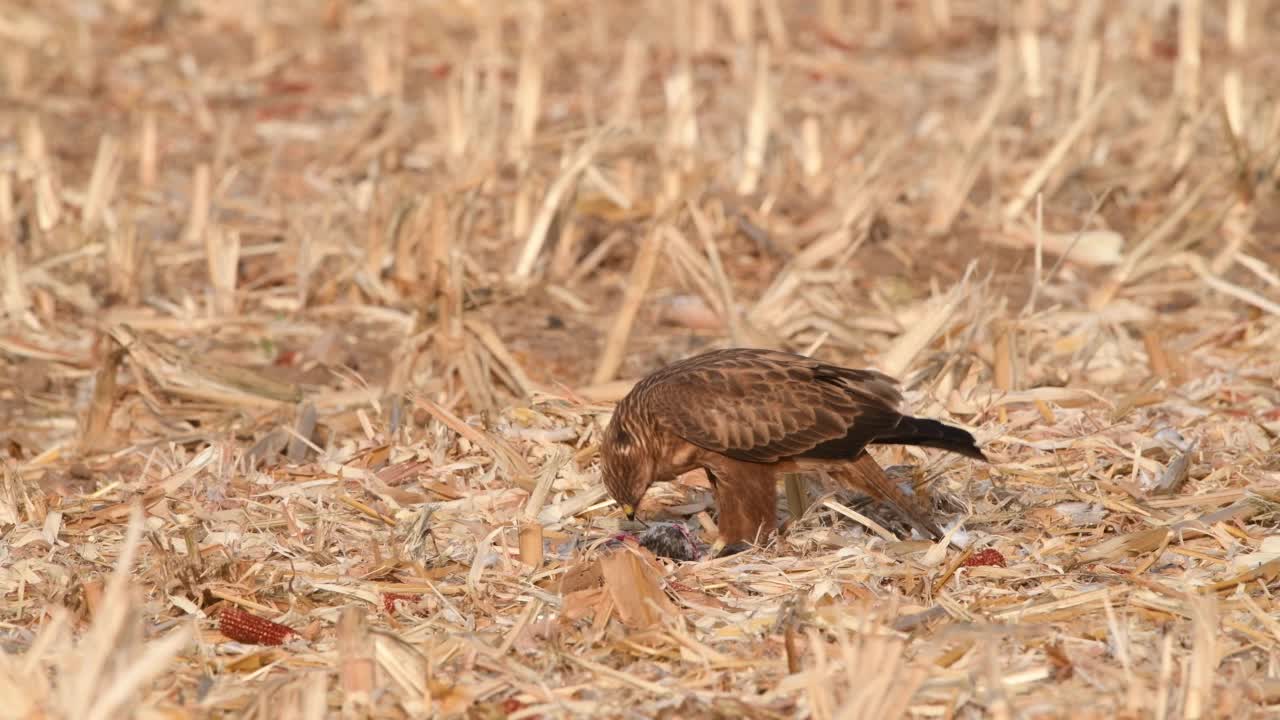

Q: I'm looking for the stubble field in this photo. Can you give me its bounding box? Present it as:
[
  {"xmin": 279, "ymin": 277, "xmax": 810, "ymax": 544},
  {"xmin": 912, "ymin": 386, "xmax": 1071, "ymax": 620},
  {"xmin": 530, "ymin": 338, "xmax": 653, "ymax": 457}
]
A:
[{"xmin": 2, "ymin": 1, "xmax": 1280, "ymax": 718}]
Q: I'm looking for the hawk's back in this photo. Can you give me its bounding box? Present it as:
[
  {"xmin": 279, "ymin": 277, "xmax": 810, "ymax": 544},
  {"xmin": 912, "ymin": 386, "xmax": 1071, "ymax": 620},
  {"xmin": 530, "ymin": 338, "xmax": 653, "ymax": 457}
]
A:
[{"xmin": 619, "ymin": 348, "xmax": 907, "ymax": 465}]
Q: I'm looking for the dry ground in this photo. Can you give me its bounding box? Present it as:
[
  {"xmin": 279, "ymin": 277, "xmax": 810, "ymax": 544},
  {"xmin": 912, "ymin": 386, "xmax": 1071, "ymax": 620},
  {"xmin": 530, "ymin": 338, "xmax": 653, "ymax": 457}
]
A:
[{"xmin": 2, "ymin": 0, "xmax": 1280, "ymax": 718}]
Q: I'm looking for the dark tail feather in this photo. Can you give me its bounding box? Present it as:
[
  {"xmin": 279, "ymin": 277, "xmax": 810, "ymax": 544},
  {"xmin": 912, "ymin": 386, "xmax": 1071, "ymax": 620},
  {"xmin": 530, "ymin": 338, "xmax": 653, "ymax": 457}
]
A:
[{"xmin": 873, "ymin": 416, "xmax": 987, "ymax": 461}]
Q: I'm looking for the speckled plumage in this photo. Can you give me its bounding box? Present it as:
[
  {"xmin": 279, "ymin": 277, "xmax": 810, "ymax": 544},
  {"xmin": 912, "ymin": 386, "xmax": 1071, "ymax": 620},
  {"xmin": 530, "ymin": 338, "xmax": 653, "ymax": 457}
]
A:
[{"xmin": 599, "ymin": 348, "xmax": 987, "ymax": 550}]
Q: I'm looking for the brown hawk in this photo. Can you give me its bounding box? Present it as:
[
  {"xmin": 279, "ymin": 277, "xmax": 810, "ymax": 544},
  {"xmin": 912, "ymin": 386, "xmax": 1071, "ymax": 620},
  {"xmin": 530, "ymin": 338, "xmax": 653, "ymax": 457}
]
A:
[{"xmin": 599, "ymin": 348, "xmax": 987, "ymax": 554}]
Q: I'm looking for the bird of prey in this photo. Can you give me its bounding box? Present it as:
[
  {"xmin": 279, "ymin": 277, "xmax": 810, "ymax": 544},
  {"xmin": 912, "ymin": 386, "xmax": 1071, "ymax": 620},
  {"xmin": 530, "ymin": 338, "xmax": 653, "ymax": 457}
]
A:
[{"xmin": 599, "ymin": 348, "xmax": 987, "ymax": 554}]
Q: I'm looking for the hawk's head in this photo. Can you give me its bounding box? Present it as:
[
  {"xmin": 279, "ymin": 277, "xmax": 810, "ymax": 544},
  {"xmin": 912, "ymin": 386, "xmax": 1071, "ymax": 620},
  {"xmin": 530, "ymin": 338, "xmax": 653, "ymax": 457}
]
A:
[{"xmin": 599, "ymin": 410, "xmax": 655, "ymax": 520}]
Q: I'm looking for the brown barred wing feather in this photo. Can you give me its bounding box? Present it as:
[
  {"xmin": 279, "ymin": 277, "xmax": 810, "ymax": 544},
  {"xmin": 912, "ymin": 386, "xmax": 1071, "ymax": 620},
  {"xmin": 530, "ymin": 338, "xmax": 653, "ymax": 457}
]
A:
[{"xmin": 638, "ymin": 349, "xmax": 907, "ymax": 464}]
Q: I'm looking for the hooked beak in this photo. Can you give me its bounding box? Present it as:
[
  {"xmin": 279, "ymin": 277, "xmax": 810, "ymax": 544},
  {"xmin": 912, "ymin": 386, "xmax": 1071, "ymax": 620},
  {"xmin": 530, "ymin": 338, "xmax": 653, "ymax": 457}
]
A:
[{"xmin": 621, "ymin": 504, "xmax": 649, "ymax": 528}]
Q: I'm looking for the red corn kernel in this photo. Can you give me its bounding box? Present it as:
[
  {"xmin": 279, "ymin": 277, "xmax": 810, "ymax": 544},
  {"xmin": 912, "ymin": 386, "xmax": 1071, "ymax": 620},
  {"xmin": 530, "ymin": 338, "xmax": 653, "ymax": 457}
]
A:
[
  {"xmin": 963, "ymin": 548, "xmax": 1007, "ymax": 568},
  {"xmin": 219, "ymin": 606, "xmax": 297, "ymax": 646}
]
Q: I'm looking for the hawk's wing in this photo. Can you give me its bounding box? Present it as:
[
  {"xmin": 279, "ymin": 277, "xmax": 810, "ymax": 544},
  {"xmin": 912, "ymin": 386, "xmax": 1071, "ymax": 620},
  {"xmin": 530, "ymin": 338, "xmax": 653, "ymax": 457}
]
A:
[{"xmin": 638, "ymin": 349, "xmax": 906, "ymax": 464}]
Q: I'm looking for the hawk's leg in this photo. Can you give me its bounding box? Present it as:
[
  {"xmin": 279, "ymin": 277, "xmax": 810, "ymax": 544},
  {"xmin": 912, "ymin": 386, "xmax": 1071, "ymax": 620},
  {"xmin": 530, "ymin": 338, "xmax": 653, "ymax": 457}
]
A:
[
  {"xmin": 716, "ymin": 541, "xmax": 754, "ymax": 558},
  {"xmin": 706, "ymin": 462, "xmax": 779, "ymax": 553}
]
